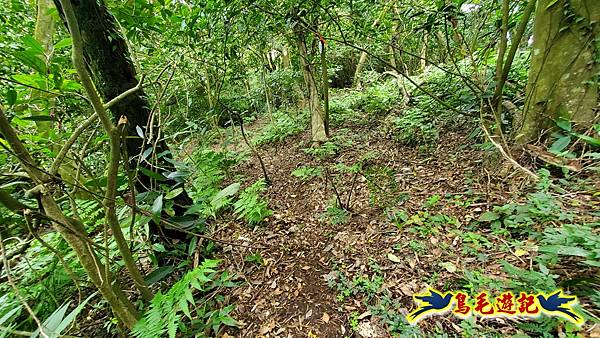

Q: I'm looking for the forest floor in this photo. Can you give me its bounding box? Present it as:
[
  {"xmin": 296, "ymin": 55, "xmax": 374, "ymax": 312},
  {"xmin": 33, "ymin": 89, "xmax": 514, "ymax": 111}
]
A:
[{"xmin": 208, "ymin": 116, "xmax": 561, "ymax": 337}]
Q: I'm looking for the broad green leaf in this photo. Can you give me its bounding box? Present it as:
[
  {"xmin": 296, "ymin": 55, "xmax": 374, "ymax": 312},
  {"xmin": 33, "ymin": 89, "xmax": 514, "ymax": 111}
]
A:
[
  {"xmin": 21, "ymin": 115, "xmax": 53, "ymax": 121},
  {"xmin": 34, "ymin": 302, "xmax": 70, "ymax": 337},
  {"xmin": 54, "ymin": 38, "xmax": 72, "ymax": 50},
  {"xmin": 212, "ymin": 183, "xmax": 240, "ymax": 202},
  {"xmin": 12, "ymin": 73, "xmax": 45, "ymax": 89},
  {"xmin": 546, "ymin": 0, "xmax": 559, "ymax": 9},
  {"xmin": 219, "ymin": 315, "xmax": 240, "ymax": 327},
  {"xmin": 14, "ymin": 50, "xmax": 46, "ymax": 74},
  {"xmin": 60, "ymin": 80, "xmax": 82, "ymax": 92},
  {"xmin": 549, "ymin": 135, "xmax": 571, "ymax": 153},
  {"xmin": 144, "ymin": 266, "xmax": 175, "ymax": 284},
  {"xmin": 478, "ymin": 211, "xmax": 500, "ymax": 222},
  {"xmin": 583, "ymin": 260, "xmax": 600, "ymax": 267},
  {"xmin": 139, "ymin": 167, "xmax": 166, "ymax": 181},
  {"xmin": 151, "ymin": 194, "xmax": 163, "ymax": 215},
  {"xmin": 210, "ymin": 182, "xmax": 240, "ymax": 210},
  {"xmin": 52, "ymin": 292, "xmax": 96, "ymax": 336},
  {"xmin": 141, "ymin": 147, "xmax": 153, "ymax": 161},
  {"xmin": 188, "ymin": 236, "xmax": 198, "ymax": 256},
  {"xmin": 0, "ymin": 305, "xmax": 21, "ymax": 327},
  {"xmin": 6, "ymin": 89, "xmax": 17, "ymax": 106},
  {"xmin": 556, "ymin": 118, "xmax": 571, "ymax": 132},
  {"xmin": 165, "ymin": 187, "xmax": 183, "ymax": 199},
  {"xmin": 574, "ymin": 133, "xmax": 600, "ymax": 147},
  {"xmin": 22, "ymin": 35, "xmax": 44, "ymax": 54},
  {"xmin": 179, "ymin": 298, "xmax": 191, "ymax": 319},
  {"xmin": 539, "ymin": 245, "xmax": 589, "ymax": 257}
]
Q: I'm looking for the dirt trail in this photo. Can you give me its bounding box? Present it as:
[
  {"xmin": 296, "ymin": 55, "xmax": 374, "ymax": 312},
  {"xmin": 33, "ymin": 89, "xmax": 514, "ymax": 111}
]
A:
[{"xmin": 216, "ymin": 123, "xmax": 520, "ymax": 337}]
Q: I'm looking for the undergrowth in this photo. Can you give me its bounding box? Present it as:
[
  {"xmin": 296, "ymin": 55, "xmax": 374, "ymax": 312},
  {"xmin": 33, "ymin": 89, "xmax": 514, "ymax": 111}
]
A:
[{"xmin": 133, "ymin": 259, "xmax": 238, "ymax": 338}]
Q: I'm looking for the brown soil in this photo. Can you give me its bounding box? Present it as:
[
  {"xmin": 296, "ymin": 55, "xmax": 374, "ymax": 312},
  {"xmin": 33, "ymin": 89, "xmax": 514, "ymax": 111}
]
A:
[{"xmin": 214, "ymin": 121, "xmax": 537, "ymax": 337}]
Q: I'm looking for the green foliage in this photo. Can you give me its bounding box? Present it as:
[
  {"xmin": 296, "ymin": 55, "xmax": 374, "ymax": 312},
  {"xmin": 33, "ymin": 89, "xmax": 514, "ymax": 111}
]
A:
[
  {"xmin": 186, "ymin": 149, "xmax": 239, "ymax": 219},
  {"xmin": 31, "ymin": 293, "xmax": 95, "ymax": 338},
  {"xmin": 363, "ymin": 165, "xmax": 403, "ymax": 209},
  {"xmin": 391, "ymin": 107, "xmax": 439, "ymax": 145},
  {"xmin": 329, "ymin": 79, "xmax": 403, "ymax": 127},
  {"xmin": 321, "ymin": 199, "xmax": 350, "ymax": 226},
  {"xmin": 133, "ymin": 259, "xmax": 238, "ymax": 338},
  {"xmin": 291, "ymin": 166, "xmax": 323, "ymax": 181},
  {"xmin": 303, "ymin": 141, "xmax": 340, "ymax": 159},
  {"xmin": 252, "ymin": 110, "xmax": 306, "ymax": 145},
  {"xmin": 327, "ymin": 268, "xmax": 421, "ymax": 336},
  {"xmin": 244, "ymin": 252, "xmax": 265, "ymax": 266},
  {"xmin": 233, "ymin": 179, "xmax": 272, "ymax": 225},
  {"xmin": 538, "ymin": 223, "xmax": 600, "ymax": 268},
  {"xmin": 478, "ymin": 191, "xmax": 572, "ymax": 236}
]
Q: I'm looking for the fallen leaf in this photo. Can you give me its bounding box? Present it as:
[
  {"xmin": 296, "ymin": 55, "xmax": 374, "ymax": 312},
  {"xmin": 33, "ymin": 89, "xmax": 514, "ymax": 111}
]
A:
[
  {"xmin": 514, "ymin": 248, "xmax": 528, "ymax": 257},
  {"xmin": 305, "ymin": 309, "xmax": 313, "ymax": 319},
  {"xmin": 358, "ymin": 311, "xmax": 371, "ymax": 320},
  {"xmin": 322, "ymin": 312, "xmax": 330, "ymax": 323},
  {"xmin": 440, "ymin": 261, "xmax": 457, "ymax": 273},
  {"xmin": 387, "ymin": 253, "xmax": 401, "ymax": 263}
]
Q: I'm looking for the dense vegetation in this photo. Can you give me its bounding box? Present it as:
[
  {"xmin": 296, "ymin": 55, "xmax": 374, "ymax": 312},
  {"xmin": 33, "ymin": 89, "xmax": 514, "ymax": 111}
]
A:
[{"xmin": 0, "ymin": 0, "xmax": 598, "ymax": 337}]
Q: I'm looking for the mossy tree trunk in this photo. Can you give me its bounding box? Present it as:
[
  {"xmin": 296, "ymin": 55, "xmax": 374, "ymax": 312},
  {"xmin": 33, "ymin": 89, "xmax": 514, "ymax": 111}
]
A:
[
  {"xmin": 54, "ymin": 0, "xmax": 192, "ymax": 244},
  {"xmin": 515, "ymin": 0, "xmax": 599, "ymax": 144}
]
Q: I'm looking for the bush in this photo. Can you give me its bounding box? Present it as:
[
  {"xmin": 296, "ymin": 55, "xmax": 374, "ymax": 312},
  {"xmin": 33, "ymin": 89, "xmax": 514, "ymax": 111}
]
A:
[
  {"xmin": 252, "ymin": 110, "xmax": 306, "ymax": 145},
  {"xmin": 391, "ymin": 107, "xmax": 438, "ymax": 145}
]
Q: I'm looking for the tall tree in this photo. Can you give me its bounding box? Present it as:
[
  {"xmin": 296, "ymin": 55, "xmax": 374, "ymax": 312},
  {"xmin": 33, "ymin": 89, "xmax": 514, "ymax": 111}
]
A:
[{"xmin": 515, "ymin": 0, "xmax": 599, "ymax": 144}]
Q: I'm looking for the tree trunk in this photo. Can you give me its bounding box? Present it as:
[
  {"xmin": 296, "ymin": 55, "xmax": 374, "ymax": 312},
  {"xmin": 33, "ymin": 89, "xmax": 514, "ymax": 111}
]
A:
[
  {"xmin": 33, "ymin": 0, "xmax": 56, "ymax": 134},
  {"xmin": 320, "ymin": 40, "xmax": 330, "ymax": 136},
  {"xmin": 54, "ymin": 0, "xmax": 192, "ymax": 244},
  {"xmin": 295, "ymin": 26, "xmax": 327, "ymax": 142},
  {"xmin": 420, "ymin": 33, "xmax": 428, "ymax": 71},
  {"xmin": 353, "ymin": 2, "xmax": 392, "ymax": 87},
  {"xmin": 282, "ymin": 45, "xmax": 306, "ymax": 109},
  {"xmin": 515, "ymin": 0, "xmax": 599, "ymax": 144}
]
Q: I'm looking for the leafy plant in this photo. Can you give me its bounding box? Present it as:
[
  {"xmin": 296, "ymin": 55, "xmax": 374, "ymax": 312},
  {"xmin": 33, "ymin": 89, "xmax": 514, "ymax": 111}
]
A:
[
  {"xmin": 291, "ymin": 166, "xmax": 323, "ymax": 181},
  {"xmin": 133, "ymin": 259, "xmax": 238, "ymax": 338},
  {"xmin": 321, "ymin": 200, "xmax": 350, "ymax": 226},
  {"xmin": 252, "ymin": 110, "xmax": 306, "ymax": 145},
  {"xmin": 233, "ymin": 179, "xmax": 272, "ymax": 225},
  {"xmin": 538, "ymin": 222, "xmax": 600, "ymax": 268},
  {"xmin": 478, "ymin": 191, "xmax": 572, "ymax": 236},
  {"xmin": 391, "ymin": 107, "xmax": 439, "ymax": 145}
]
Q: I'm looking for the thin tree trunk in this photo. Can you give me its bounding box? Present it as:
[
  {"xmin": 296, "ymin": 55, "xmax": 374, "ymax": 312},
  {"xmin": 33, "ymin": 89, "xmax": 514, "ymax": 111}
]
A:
[
  {"xmin": 295, "ymin": 26, "xmax": 327, "ymax": 142},
  {"xmin": 492, "ymin": 0, "xmax": 537, "ymax": 107},
  {"xmin": 282, "ymin": 45, "xmax": 306, "ymax": 108},
  {"xmin": 490, "ymin": 0, "xmax": 510, "ymax": 143},
  {"xmin": 320, "ymin": 39, "xmax": 329, "ymax": 136},
  {"xmin": 353, "ymin": 2, "xmax": 393, "ymax": 87},
  {"xmin": 33, "ymin": 0, "xmax": 55, "ymax": 134},
  {"xmin": 420, "ymin": 33, "xmax": 428, "ymax": 71}
]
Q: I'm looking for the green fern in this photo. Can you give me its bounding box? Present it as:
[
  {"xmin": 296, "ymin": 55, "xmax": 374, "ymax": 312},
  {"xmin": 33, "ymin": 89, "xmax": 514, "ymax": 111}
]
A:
[
  {"xmin": 132, "ymin": 259, "xmax": 238, "ymax": 338},
  {"xmin": 233, "ymin": 179, "xmax": 272, "ymax": 225}
]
